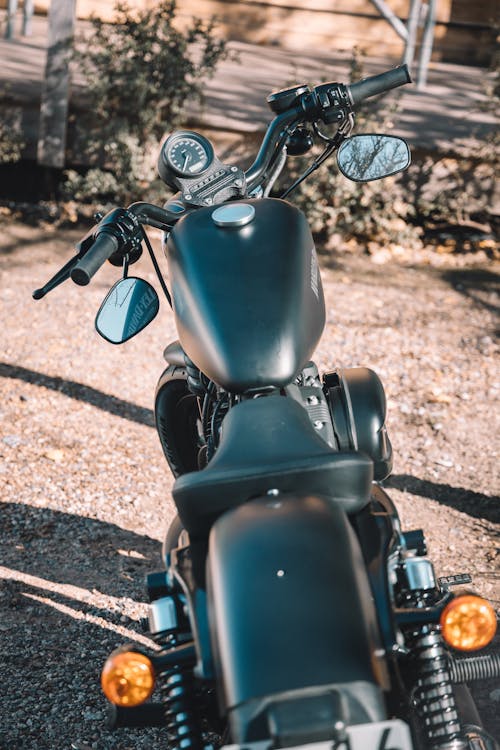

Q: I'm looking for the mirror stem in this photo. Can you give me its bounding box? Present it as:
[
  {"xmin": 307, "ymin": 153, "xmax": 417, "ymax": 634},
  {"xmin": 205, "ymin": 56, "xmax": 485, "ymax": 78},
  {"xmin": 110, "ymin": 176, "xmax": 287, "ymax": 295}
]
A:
[{"xmin": 122, "ymin": 254, "xmax": 130, "ymax": 279}]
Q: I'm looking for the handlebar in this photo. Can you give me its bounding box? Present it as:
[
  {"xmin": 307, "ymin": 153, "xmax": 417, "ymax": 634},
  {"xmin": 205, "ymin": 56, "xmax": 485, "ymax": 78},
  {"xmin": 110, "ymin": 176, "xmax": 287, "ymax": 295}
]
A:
[
  {"xmin": 74, "ymin": 65, "xmax": 412, "ymax": 280},
  {"xmin": 245, "ymin": 64, "xmax": 411, "ymax": 190},
  {"xmin": 245, "ymin": 109, "xmax": 301, "ymax": 191},
  {"xmin": 34, "ymin": 64, "xmax": 412, "ymax": 296}
]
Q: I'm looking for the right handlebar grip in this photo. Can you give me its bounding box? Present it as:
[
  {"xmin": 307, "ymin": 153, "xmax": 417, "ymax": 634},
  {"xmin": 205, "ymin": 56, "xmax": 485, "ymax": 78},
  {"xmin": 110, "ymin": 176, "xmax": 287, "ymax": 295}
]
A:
[
  {"xmin": 348, "ymin": 64, "xmax": 411, "ymax": 105},
  {"xmin": 71, "ymin": 232, "xmax": 119, "ymax": 286}
]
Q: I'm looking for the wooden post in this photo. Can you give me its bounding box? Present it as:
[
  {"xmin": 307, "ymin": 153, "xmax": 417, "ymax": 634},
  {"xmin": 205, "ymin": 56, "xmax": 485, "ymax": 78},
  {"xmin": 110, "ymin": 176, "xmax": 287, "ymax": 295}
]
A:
[
  {"xmin": 5, "ymin": 0, "xmax": 18, "ymax": 39},
  {"xmin": 22, "ymin": 0, "xmax": 35, "ymax": 37},
  {"xmin": 417, "ymin": 0, "xmax": 437, "ymax": 89},
  {"xmin": 37, "ymin": 0, "xmax": 77, "ymax": 169},
  {"xmin": 403, "ymin": 0, "xmax": 422, "ymax": 69},
  {"xmin": 368, "ymin": 0, "xmax": 408, "ymax": 41}
]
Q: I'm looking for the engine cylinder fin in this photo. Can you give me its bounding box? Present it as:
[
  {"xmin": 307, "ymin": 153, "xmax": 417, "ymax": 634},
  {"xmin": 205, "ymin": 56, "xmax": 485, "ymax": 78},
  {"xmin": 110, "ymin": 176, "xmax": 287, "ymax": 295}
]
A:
[{"xmin": 450, "ymin": 653, "xmax": 500, "ymax": 684}]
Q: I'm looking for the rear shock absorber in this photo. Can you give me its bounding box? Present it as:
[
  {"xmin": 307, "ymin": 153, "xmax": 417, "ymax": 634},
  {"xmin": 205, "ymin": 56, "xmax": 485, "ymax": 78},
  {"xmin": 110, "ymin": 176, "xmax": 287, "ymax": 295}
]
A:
[
  {"xmin": 149, "ymin": 591, "xmax": 206, "ymax": 750},
  {"xmin": 397, "ymin": 556, "xmax": 467, "ymax": 749},
  {"xmin": 409, "ymin": 626, "xmax": 467, "ymax": 749},
  {"xmin": 159, "ymin": 666, "xmax": 205, "ymax": 750}
]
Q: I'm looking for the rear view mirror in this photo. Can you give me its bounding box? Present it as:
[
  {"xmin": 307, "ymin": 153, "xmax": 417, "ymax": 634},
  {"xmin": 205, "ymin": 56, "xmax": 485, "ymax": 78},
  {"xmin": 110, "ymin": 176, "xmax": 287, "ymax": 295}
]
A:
[
  {"xmin": 95, "ymin": 277, "xmax": 159, "ymax": 344},
  {"xmin": 337, "ymin": 134, "xmax": 410, "ymax": 182}
]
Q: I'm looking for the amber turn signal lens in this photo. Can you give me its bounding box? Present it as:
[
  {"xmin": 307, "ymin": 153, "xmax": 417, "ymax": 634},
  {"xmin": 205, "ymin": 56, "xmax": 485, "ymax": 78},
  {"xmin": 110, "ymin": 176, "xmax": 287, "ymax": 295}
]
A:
[
  {"xmin": 101, "ymin": 650, "xmax": 155, "ymax": 707},
  {"xmin": 440, "ymin": 595, "xmax": 497, "ymax": 652}
]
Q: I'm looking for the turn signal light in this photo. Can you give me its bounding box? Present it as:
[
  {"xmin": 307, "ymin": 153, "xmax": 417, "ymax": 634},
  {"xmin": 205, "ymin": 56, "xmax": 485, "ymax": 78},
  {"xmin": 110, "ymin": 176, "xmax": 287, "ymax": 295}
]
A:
[
  {"xmin": 101, "ymin": 650, "xmax": 155, "ymax": 707},
  {"xmin": 440, "ymin": 595, "xmax": 497, "ymax": 652}
]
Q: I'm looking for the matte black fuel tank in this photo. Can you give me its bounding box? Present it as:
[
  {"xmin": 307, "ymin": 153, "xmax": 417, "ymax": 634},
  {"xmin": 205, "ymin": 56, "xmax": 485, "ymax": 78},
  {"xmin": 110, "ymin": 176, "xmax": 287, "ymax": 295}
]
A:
[{"xmin": 167, "ymin": 199, "xmax": 325, "ymax": 392}]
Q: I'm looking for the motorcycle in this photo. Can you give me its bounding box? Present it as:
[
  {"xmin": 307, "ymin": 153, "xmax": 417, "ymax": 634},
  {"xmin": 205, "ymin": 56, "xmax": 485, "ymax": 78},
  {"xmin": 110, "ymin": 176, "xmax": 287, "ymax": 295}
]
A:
[{"xmin": 34, "ymin": 64, "xmax": 500, "ymax": 750}]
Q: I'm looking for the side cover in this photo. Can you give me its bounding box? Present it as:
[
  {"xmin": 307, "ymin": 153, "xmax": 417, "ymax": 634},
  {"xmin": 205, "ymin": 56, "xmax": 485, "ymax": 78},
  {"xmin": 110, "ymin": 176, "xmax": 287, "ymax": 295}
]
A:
[
  {"xmin": 324, "ymin": 367, "xmax": 393, "ymax": 481},
  {"xmin": 207, "ymin": 495, "xmax": 386, "ymax": 743},
  {"xmin": 167, "ymin": 199, "xmax": 325, "ymax": 392}
]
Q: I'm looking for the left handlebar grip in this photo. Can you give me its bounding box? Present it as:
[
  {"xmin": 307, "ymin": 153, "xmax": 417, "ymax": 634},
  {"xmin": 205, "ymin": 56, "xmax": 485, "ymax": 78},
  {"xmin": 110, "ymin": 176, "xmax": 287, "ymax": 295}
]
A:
[{"xmin": 71, "ymin": 232, "xmax": 119, "ymax": 286}]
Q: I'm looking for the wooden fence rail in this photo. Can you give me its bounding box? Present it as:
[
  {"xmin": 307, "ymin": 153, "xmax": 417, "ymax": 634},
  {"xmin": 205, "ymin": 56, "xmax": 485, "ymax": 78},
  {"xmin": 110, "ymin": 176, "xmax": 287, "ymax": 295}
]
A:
[{"xmin": 4, "ymin": 0, "xmax": 34, "ymax": 38}]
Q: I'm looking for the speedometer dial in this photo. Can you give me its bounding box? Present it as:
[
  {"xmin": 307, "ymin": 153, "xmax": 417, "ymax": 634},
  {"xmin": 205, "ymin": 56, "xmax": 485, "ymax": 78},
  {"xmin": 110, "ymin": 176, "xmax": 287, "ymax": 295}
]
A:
[{"xmin": 164, "ymin": 132, "xmax": 214, "ymax": 178}]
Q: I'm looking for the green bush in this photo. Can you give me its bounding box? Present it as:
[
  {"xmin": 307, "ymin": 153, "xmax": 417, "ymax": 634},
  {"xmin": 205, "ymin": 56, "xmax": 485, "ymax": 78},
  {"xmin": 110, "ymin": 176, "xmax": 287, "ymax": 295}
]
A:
[
  {"xmin": 406, "ymin": 49, "xmax": 499, "ymax": 248},
  {"xmin": 64, "ymin": 0, "xmax": 227, "ymax": 205},
  {"xmin": 0, "ymin": 109, "xmax": 24, "ymax": 164},
  {"xmin": 291, "ymin": 171, "xmax": 420, "ymax": 251},
  {"xmin": 408, "ymin": 134, "xmax": 499, "ymax": 230}
]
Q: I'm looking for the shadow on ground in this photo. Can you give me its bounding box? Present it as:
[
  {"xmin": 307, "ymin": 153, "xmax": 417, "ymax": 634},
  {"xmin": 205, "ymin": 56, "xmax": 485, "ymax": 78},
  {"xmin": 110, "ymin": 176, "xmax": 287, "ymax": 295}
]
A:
[
  {"xmin": 0, "ymin": 362, "xmax": 155, "ymax": 427},
  {"xmin": 387, "ymin": 475, "xmax": 500, "ymax": 524},
  {"xmin": 1, "ymin": 502, "xmax": 162, "ymax": 595},
  {"xmin": 0, "ymin": 502, "xmax": 165, "ymax": 749},
  {"xmin": 440, "ymin": 267, "xmax": 500, "ymax": 320}
]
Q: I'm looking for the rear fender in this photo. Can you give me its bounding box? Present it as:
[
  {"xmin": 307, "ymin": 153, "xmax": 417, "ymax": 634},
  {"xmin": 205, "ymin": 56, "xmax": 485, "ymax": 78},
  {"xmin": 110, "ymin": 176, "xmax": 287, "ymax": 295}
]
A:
[{"xmin": 207, "ymin": 494, "xmax": 388, "ymax": 743}]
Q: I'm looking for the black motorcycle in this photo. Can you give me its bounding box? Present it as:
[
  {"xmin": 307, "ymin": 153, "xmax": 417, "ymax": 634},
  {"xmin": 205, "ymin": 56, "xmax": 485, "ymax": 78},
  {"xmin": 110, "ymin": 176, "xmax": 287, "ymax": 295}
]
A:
[{"xmin": 34, "ymin": 65, "xmax": 499, "ymax": 750}]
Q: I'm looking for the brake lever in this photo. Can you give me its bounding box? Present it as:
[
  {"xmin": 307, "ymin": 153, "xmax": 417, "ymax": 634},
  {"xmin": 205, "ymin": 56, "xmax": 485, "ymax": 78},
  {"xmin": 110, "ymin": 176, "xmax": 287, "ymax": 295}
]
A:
[{"xmin": 32, "ymin": 232, "xmax": 95, "ymax": 300}]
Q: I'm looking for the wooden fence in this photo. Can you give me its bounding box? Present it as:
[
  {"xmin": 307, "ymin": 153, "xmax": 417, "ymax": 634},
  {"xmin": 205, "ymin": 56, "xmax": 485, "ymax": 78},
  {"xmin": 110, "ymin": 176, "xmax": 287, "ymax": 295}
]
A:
[{"xmin": 2, "ymin": 0, "xmax": 496, "ymax": 169}]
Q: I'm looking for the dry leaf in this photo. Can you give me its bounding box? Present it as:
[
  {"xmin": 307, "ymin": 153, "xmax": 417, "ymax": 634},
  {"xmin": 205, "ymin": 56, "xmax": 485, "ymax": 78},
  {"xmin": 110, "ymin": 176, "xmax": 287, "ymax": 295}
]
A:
[
  {"xmin": 44, "ymin": 448, "xmax": 65, "ymax": 462},
  {"xmin": 427, "ymin": 390, "xmax": 452, "ymax": 404}
]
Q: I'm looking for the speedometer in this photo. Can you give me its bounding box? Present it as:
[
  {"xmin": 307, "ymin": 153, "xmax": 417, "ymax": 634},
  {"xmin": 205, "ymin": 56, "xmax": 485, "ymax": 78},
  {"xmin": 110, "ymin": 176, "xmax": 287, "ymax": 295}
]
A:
[{"xmin": 162, "ymin": 131, "xmax": 214, "ymax": 178}]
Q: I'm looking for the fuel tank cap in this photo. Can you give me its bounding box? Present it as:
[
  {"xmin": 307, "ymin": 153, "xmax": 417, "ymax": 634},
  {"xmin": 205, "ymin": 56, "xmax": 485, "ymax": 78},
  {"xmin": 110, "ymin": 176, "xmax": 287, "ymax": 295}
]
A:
[{"xmin": 212, "ymin": 203, "xmax": 255, "ymax": 228}]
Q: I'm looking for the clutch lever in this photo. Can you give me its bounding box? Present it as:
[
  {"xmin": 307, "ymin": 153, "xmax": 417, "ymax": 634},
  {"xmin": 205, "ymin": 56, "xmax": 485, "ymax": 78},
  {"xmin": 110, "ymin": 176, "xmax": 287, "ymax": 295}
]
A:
[{"xmin": 32, "ymin": 231, "xmax": 95, "ymax": 299}]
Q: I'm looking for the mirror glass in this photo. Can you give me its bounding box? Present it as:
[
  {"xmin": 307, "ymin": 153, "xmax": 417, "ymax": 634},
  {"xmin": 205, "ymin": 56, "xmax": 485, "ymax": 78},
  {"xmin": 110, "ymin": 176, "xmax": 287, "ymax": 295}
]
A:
[
  {"xmin": 95, "ymin": 277, "xmax": 159, "ymax": 344},
  {"xmin": 337, "ymin": 134, "xmax": 410, "ymax": 182}
]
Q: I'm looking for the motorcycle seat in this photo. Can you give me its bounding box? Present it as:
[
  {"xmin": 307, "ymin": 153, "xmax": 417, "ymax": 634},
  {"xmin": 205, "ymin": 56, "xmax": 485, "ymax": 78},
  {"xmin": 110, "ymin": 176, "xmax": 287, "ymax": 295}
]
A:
[{"xmin": 173, "ymin": 395, "xmax": 373, "ymax": 538}]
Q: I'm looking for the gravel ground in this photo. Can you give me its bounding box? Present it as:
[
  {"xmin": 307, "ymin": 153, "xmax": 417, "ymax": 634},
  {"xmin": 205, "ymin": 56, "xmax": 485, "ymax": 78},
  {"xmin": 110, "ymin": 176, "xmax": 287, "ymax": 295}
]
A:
[{"xmin": 0, "ymin": 220, "xmax": 499, "ymax": 749}]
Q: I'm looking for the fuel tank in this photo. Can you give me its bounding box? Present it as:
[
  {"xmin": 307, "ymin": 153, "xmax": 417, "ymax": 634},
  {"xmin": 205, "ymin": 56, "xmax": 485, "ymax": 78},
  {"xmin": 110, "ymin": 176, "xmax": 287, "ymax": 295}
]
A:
[{"xmin": 166, "ymin": 199, "xmax": 325, "ymax": 392}]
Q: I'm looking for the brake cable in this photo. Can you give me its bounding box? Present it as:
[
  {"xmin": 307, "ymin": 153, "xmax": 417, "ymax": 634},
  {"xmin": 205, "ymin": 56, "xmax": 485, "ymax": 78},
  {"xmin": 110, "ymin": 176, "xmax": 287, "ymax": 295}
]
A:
[
  {"xmin": 280, "ymin": 115, "xmax": 354, "ymax": 199},
  {"xmin": 140, "ymin": 226, "xmax": 173, "ymax": 309}
]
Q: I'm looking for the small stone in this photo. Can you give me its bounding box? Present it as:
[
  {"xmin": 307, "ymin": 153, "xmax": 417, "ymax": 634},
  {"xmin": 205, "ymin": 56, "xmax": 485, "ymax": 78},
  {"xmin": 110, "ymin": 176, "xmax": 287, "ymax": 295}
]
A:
[
  {"xmin": 434, "ymin": 458, "xmax": 453, "ymax": 468},
  {"xmin": 83, "ymin": 711, "xmax": 102, "ymax": 721},
  {"xmin": 3, "ymin": 435, "xmax": 22, "ymax": 447}
]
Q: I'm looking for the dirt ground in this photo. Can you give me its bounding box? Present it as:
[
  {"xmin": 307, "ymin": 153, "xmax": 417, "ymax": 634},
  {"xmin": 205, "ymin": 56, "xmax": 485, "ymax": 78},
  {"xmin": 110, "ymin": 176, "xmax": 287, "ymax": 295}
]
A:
[{"xmin": 0, "ymin": 219, "xmax": 499, "ymax": 749}]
